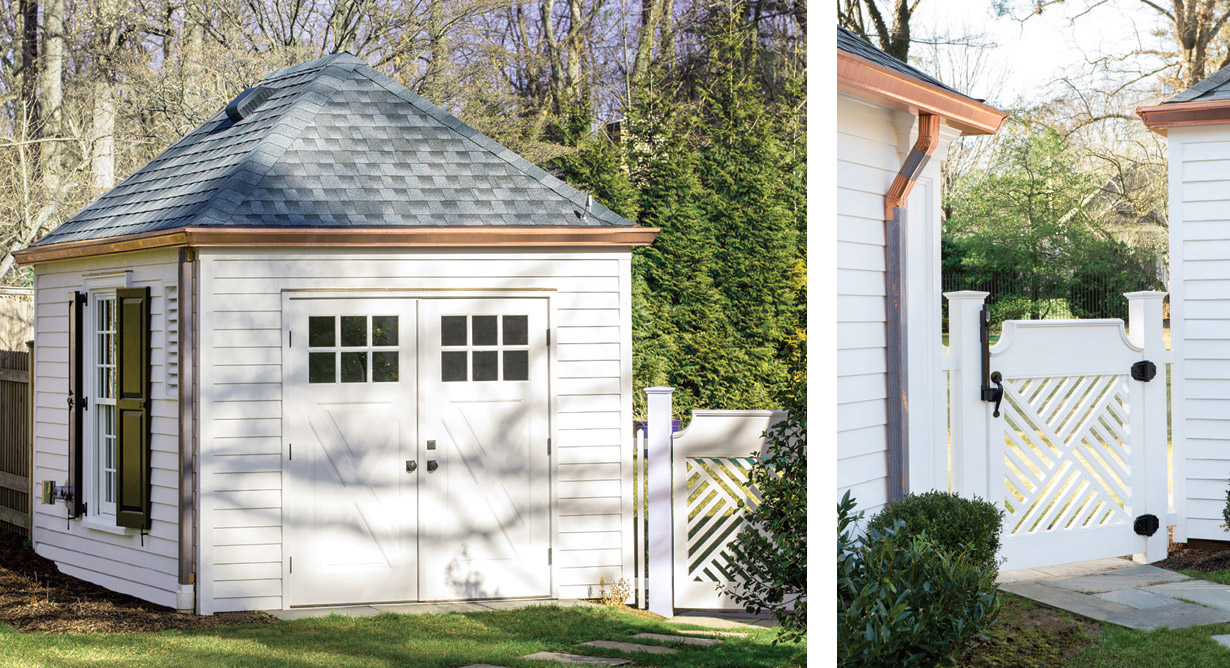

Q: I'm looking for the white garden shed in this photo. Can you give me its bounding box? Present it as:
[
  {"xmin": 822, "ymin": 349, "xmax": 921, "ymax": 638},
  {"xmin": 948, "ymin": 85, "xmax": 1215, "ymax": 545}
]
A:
[
  {"xmin": 836, "ymin": 28, "xmax": 1006, "ymax": 515},
  {"xmin": 14, "ymin": 53, "xmax": 656, "ymax": 614},
  {"xmin": 1140, "ymin": 70, "xmax": 1230, "ymax": 545}
]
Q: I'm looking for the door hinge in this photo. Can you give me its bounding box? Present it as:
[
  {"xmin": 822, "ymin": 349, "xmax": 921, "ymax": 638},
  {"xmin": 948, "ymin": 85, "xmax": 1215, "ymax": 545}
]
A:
[
  {"xmin": 289, "ymin": 556, "xmax": 293, "ymax": 574},
  {"xmin": 547, "ymin": 438, "xmax": 551, "ymax": 456},
  {"xmin": 289, "ymin": 330, "xmax": 292, "ymax": 347},
  {"xmin": 548, "ymin": 548, "xmax": 552, "ymax": 565},
  {"xmin": 546, "ymin": 329, "xmax": 551, "ymax": 346},
  {"xmin": 288, "ymin": 443, "xmax": 292, "ymax": 460}
]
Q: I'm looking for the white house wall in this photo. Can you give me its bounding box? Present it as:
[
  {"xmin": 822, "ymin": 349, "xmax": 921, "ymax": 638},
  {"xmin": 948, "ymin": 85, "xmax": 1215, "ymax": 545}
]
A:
[
  {"xmin": 30, "ymin": 249, "xmax": 182, "ymax": 609},
  {"xmin": 1166, "ymin": 126, "xmax": 1230, "ymax": 542},
  {"xmin": 196, "ymin": 247, "xmax": 633, "ymax": 613},
  {"xmin": 837, "ymin": 92, "xmax": 952, "ymax": 515}
]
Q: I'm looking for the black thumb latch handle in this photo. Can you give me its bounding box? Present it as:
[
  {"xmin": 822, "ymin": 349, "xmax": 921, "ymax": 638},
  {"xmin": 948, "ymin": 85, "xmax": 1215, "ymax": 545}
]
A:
[{"xmin": 990, "ymin": 372, "xmax": 1004, "ymax": 418}]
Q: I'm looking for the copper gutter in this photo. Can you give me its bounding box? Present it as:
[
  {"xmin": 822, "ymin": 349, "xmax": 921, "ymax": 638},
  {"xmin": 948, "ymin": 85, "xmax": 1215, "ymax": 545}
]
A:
[
  {"xmin": 1137, "ymin": 99, "xmax": 1230, "ymax": 134},
  {"xmin": 838, "ymin": 49, "xmax": 1007, "ymax": 136},
  {"xmin": 13, "ymin": 225, "xmax": 661, "ymax": 265},
  {"xmin": 884, "ymin": 112, "xmax": 941, "ymax": 503}
]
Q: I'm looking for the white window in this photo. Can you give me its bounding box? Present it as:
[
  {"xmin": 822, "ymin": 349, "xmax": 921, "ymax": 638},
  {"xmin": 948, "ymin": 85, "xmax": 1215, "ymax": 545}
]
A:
[{"xmin": 91, "ymin": 291, "xmax": 118, "ymax": 518}]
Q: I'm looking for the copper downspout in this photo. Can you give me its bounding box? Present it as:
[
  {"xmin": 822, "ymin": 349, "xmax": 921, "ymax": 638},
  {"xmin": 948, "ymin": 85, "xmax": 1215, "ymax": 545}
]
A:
[{"xmin": 884, "ymin": 112, "xmax": 941, "ymax": 503}]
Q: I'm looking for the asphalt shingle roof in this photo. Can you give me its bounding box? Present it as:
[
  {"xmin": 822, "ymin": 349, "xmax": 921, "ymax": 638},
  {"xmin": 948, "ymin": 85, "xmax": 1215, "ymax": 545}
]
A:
[
  {"xmin": 37, "ymin": 53, "xmax": 631, "ymax": 246},
  {"xmin": 837, "ymin": 26, "xmax": 991, "ymax": 104},
  {"xmin": 1165, "ymin": 65, "xmax": 1230, "ymax": 103}
]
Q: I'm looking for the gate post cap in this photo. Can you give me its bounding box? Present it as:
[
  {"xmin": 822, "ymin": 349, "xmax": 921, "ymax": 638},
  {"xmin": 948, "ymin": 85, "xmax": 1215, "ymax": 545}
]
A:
[
  {"xmin": 645, "ymin": 386, "xmax": 676, "ymax": 395},
  {"xmin": 943, "ymin": 290, "xmax": 990, "ymax": 301},
  {"xmin": 1123, "ymin": 290, "xmax": 1167, "ymax": 300}
]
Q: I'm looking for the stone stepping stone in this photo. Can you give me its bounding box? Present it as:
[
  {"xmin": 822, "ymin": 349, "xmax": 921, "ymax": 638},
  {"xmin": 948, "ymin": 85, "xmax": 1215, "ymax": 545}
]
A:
[
  {"xmin": 632, "ymin": 632, "xmax": 721, "ymax": 646},
  {"xmin": 459, "ymin": 665, "xmax": 511, "ymax": 667},
  {"xmin": 1105, "ymin": 602, "xmax": 1230, "ymax": 631},
  {"xmin": 581, "ymin": 640, "xmax": 677, "ymax": 655},
  {"xmin": 1212, "ymin": 634, "xmax": 1230, "ymax": 649},
  {"xmin": 676, "ymin": 629, "xmax": 748, "ymax": 637},
  {"xmin": 1046, "ymin": 566, "xmax": 1188, "ymax": 594},
  {"xmin": 1141, "ymin": 580, "xmax": 1230, "ymax": 612},
  {"xmin": 1094, "ymin": 588, "xmax": 1180, "ymax": 609},
  {"xmin": 522, "ymin": 652, "xmax": 631, "ymax": 666},
  {"xmin": 999, "ymin": 582, "xmax": 1133, "ymax": 623}
]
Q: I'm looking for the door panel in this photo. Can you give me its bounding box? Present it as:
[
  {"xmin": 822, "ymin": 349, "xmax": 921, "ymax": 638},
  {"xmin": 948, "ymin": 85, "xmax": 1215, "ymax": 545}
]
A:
[
  {"xmin": 419, "ymin": 299, "xmax": 551, "ymax": 600},
  {"xmin": 284, "ymin": 298, "xmax": 417, "ymax": 606}
]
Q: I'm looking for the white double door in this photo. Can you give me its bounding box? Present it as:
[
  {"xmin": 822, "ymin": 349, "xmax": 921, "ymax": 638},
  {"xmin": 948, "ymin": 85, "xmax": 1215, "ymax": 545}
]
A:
[{"xmin": 283, "ymin": 296, "xmax": 550, "ymax": 606}]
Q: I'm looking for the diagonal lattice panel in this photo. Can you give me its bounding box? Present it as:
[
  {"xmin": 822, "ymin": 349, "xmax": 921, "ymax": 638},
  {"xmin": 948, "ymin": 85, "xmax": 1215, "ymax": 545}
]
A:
[
  {"xmin": 685, "ymin": 457, "xmax": 759, "ymax": 583},
  {"xmin": 999, "ymin": 374, "xmax": 1133, "ymax": 537}
]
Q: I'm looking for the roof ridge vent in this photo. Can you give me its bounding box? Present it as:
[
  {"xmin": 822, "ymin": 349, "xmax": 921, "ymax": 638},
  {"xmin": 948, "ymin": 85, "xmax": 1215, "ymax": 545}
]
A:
[{"xmin": 225, "ymin": 86, "xmax": 273, "ymax": 122}]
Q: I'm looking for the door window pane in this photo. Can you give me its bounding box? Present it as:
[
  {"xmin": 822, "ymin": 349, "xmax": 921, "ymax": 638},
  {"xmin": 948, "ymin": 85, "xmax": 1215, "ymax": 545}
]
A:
[
  {"xmin": 503, "ymin": 315, "xmax": 528, "ymax": 345},
  {"xmin": 473, "ymin": 351, "xmax": 498, "ymax": 381},
  {"xmin": 309, "ymin": 316, "xmax": 335, "ymax": 347},
  {"xmin": 373, "ymin": 351, "xmax": 399, "ymax": 382},
  {"xmin": 472, "ymin": 316, "xmax": 498, "ymax": 346},
  {"xmin": 341, "ymin": 316, "xmax": 367, "ymax": 347},
  {"xmin": 442, "ymin": 316, "xmax": 467, "ymax": 346},
  {"xmin": 372, "ymin": 316, "xmax": 398, "ymax": 346},
  {"xmin": 503, "ymin": 350, "xmax": 528, "ymax": 381},
  {"xmin": 442, "ymin": 351, "xmax": 467, "ymax": 382},
  {"xmin": 309, "ymin": 353, "xmax": 335, "ymax": 383},
  {"xmin": 341, "ymin": 352, "xmax": 368, "ymax": 382}
]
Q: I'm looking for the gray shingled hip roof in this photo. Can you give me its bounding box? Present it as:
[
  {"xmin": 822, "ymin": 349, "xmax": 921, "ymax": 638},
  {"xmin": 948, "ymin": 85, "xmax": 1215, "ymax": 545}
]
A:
[
  {"xmin": 837, "ymin": 26, "xmax": 985, "ymax": 103},
  {"xmin": 1165, "ymin": 65, "xmax": 1230, "ymax": 104},
  {"xmin": 36, "ymin": 53, "xmax": 632, "ymax": 247}
]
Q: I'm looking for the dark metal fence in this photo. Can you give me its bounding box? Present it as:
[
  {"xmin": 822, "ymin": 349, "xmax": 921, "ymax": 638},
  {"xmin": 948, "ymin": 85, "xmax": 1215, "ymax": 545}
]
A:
[{"xmin": 942, "ymin": 273, "xmax": 1165, "ymax": 334}]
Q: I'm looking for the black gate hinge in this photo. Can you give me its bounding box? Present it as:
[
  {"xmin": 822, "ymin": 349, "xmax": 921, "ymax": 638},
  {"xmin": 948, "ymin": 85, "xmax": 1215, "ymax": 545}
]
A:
[{"xmin": 1131, "ymin": 360, "xmax": 1157, "ymax": 382}]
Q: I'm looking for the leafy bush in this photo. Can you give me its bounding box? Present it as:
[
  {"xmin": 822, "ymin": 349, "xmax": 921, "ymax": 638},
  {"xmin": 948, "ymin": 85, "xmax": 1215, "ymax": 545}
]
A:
[
  {"xmin": 722, "ymin": 410, "xmax": 806, "ymax": 642},
  {"xmin": 1223, "ymin": 482, "xmax": 1230, "ymax": 531},
  {"xmin": 867, "ymin": 490, "xmax": 1004, "ymax": 574},
  {"xmin": 839, "ymin": 493, "xmax": 1000, "ymax": 668}
]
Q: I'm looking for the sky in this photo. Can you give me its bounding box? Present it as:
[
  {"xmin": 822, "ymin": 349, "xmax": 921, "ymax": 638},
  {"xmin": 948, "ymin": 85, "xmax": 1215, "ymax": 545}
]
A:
[{"xmin": 908, "ymin": 0, "xmax": 1173, "ymax": 108}]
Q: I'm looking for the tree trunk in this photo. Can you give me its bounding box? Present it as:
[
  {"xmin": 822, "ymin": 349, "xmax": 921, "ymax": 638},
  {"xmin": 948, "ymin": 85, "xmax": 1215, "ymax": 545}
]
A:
[
  {"xmin": 19, "ymin": 0, "xmax": 39, "ymax": 141},
  {"xmin": 630, "ymin": 0, "xmax": 662, "ymax": 85},
  {"xmin": 423, "ymin": 0, "xmax": 449, "ymax": 103},
  {"xmin": 91, "ymin": 0, "xmax": 122, "ymax": 192},
  {"xmin": 39, "ymin": 0, "xmax": 66, "ymax": 197}
]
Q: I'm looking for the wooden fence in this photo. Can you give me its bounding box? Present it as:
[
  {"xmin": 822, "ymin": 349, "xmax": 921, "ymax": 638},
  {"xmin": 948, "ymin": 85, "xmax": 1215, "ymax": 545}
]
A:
[{"xmin": 0, "ymin": 346, "xmax": 32, "ymax": 537}]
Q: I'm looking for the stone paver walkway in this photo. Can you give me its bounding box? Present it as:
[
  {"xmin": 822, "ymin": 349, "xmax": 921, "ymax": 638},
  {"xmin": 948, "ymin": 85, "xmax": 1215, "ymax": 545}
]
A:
[
  {"xmin": 268, "ymin": 598, "xmax": 597, "ymax": 620},
  {"xmin": 1000, "ymin": 561, "xmax": 1230, "ymax": 630}
]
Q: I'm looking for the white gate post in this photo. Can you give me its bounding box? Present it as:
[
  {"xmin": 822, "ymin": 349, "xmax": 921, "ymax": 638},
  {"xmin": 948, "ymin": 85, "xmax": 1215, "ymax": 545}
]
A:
[
  {"xmin": 945, "ymin": 291, "xmax": 991, "ymax": 500},
  {"xmin": 645, "ymin": 386, "xmax": 675, "ymax": 618},
  {"xmin": 1127, "ymin": 291, "xmax": 1169, "ymax": 563}
]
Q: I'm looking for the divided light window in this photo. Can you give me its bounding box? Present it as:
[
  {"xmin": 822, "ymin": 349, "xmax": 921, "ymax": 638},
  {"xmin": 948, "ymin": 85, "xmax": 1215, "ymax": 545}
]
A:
[{"xmin": 94, "ymin": 295, "xmax": 118, "ymax": 516}]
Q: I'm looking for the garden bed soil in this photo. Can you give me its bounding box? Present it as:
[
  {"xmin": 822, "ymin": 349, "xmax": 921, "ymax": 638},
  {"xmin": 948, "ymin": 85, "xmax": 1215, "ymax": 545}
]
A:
[
  {"xmin": 1158, "ymin": 539, "xmax": 1230, "ymax": 573},
  {"xmin": 959, "ymin": 593, "xmax": 1101, "ymax": 668},
  {"xmin": 0, "ymin": 530, "xmax": 272, "ymax": 634}
]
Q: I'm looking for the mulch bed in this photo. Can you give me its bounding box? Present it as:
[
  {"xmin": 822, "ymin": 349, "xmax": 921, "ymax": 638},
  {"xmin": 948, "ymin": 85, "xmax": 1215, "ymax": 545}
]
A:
[
  {"xmin": 1158, "ymin": 539, "xmax": 1230, "ymax": 573},
  {"xmin": 0, "ymin": 530, "xmax": 273, "ymax": 634}
]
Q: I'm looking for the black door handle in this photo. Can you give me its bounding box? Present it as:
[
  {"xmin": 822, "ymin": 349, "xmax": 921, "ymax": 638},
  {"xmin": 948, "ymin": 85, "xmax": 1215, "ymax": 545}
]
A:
[
  {"xmin": 406, "ymin": 460, "xmax": 417, "ymax": 472},
  {"xmin": 989, "ymin": 371, "xmax": 1005, "ymax": 418},
  {"xmin": 427, "ymin": 460, "xmax": 439, "ymax": 472}
]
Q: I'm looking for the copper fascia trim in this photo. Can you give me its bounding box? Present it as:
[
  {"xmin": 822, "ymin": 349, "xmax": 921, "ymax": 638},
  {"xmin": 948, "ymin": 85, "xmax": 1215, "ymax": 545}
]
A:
[
  {"xmin": 884, "ymin": 112, "xmax": 941, "ymax": 219},
  {"xmin": 838, "ymin": 49, "xmax": 1008, "ymax": 136},
  {"xmin": 13, "ymin": 225, "xmax": 660, "ymax": 264},
  {"xmin": 1136, "ymin": 100, "xmax": 1230, "ymax": 135}
]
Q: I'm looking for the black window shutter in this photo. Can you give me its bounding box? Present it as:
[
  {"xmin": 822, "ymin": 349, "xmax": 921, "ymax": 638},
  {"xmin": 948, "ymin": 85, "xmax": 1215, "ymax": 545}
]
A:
[
  {"xmin": 115, "ymin": 287, "xmax": 151, "ymax": 530},
  {"xmin": 67, "ymin": 291, "xmax": 86, "ymax": 518}
]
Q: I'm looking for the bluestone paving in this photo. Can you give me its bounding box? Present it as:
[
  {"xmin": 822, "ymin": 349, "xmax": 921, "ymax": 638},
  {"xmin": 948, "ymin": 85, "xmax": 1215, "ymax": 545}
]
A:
[
  {"xmin": 632, "ymin": 633, "xmax": 721, "ymax": 647},
  {"xmin": 1094, "ymin": 587, "xmax": 1181, "ymax": 609},
  {"xmin": 1105, "ymin": 602, "xmax": 1230, "ymax": 630},
  {"xmin": 581, "ymin": 640, "xmax": 678, "ymax": 654},
  {"xmin": 1046, "ymin": 566, "xmax": 1188, "ymax": 593},
  {"xmin": 1140, "ymin": 581, "xmax": 1230, "ymax": 611},
  {"xmin": 1212, "ymin": 634, "xmax": 1230, "ymax": 649},
  {"xmin": 268, "ymin": 605, "xmax": 382, "ymax": 620},
  {"xmin": 522, "ymin": 652, "xmax": 631, "ymax": 666},
  {"xmin": 676, "ymin": 629, "xmax": 749, "ymax": 637},
  {"xmin": 999, "ymin": 582, "xmax": 1134, "ymax": 622}
]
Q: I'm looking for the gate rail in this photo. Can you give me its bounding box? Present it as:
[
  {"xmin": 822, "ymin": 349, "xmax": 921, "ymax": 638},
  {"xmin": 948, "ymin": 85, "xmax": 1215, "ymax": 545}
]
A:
[{"xmin": 0, "ymin": 344, "xmax": 33, "ymax": 537}]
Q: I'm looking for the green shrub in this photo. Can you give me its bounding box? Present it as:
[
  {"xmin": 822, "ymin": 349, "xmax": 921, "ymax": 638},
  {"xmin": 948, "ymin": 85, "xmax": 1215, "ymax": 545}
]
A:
[
  {"xmin": 838, "ymin": 493, "xmax": 1000, "ymax": 668},
  {"xmin": 867, "ymin": 490, "xmax": 1004, "ymax": 573},
  {"xmin": 722, "ymin": 411, "xmax": 806, "ymax": 642},
  {"xmin": 1223, "ymin": 482, "xmax": 1230, "ymax": 530}
]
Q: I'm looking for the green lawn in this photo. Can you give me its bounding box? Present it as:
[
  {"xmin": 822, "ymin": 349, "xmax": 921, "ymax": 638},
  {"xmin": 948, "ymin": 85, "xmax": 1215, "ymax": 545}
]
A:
[{"xmin": 0, "ymin": 605, "xmax": 803, "ymax": 668}]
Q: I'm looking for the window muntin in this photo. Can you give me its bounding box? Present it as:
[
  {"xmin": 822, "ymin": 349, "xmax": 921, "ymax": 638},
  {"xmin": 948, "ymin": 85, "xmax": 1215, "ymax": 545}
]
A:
[
  {"xmin": 440, "ymin": 314, "xmax": 531, "ymax": 383},
  {"xmin": 308, "ymin": 315, "xmax": 399, "ymax": 384},
  {"xmin": 94, "ymin": 295, "xmax": 118, "ymax": 517}
]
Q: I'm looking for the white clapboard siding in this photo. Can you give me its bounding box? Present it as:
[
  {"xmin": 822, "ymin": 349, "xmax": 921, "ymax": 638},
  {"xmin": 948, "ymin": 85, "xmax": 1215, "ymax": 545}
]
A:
[
  {"xmin": 1166, "ymin": 127, "xmax": 1230, "ymax": 542},
  {"xmin": 197, "ymin": 248, "xmax": 633, "ymax": 613},
  {"xmin": 30, "ymin": 249, "xmax": 182, "ymax": 609}
]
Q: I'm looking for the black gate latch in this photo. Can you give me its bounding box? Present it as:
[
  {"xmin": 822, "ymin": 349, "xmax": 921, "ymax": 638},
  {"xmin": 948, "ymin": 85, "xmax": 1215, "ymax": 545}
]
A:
[
  {"xmin": 1134, "ymin": 514, "xmax": 1160, "ymax": 537},
  {"xmin": 980, "ymin": 305, "xmax": 1005, "ymax": 417},
  {"xmin": 1131, "ymin": 361, "xmax": 1157, "ymax": 382}
]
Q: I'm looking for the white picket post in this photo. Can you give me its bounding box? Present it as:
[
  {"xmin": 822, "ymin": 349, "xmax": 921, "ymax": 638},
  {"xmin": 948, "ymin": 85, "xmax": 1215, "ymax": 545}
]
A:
[
  {"xmin": 1126, "ymin": 291, "xmax": 1169, "ymax": 563},
  {"xmin": 945, "ymin": 291, "xmax": 991, "ymax": 500},
  {"xmin": 645, "ymin": 386, "xmax": 675, "ymax": 618}
]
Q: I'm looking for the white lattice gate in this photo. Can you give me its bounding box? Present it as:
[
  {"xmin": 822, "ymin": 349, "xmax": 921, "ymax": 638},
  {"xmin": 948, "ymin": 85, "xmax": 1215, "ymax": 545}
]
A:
[{"xmin": 947, "ymin": 291, "xmax": 1170, "ymax": 571}]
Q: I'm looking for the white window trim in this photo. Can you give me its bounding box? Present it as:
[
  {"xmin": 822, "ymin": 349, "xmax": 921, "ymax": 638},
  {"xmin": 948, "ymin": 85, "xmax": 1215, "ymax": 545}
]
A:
[{"xmin": 83, "ymin": 272, "xmax": 131, "ymax": 525}]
